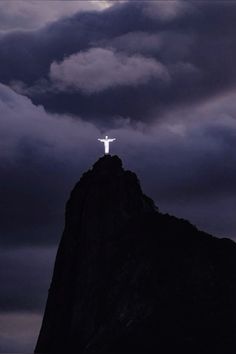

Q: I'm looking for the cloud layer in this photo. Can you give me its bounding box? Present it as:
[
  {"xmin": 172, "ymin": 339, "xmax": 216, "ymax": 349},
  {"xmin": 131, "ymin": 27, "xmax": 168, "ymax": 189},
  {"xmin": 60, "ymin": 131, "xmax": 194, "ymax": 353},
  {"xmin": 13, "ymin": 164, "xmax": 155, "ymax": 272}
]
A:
[
  {"xmin": 0, "ymin": 1, "xmax": 236, "ymax": 122},
  {"xmin": 50, "ymin": 48, "xmax": 169, "ymax": 93}
]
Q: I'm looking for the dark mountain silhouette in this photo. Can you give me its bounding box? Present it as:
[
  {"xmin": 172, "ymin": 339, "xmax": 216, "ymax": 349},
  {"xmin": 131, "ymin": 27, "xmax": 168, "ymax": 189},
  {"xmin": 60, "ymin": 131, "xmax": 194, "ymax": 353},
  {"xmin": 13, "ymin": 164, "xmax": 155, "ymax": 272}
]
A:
[{"xmin": 35, "ymin": 155, "xmax": 236, "ymax": 354}]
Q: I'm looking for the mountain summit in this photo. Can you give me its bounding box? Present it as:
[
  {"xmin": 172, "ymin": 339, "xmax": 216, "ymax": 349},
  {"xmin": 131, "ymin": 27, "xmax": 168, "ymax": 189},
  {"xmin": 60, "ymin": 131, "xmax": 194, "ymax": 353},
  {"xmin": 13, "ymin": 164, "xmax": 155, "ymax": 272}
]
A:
[{"xmin": 35, "ymin": 155, "xmax": 236, "ymax": 354}]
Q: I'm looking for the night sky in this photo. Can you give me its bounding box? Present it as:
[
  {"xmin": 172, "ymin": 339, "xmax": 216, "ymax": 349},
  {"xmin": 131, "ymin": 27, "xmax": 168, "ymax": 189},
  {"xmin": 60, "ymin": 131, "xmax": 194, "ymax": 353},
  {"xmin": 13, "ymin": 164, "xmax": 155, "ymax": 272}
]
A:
[{"xmin": 0, "ymin": 1, "xmax": 236, "ymax": 352}]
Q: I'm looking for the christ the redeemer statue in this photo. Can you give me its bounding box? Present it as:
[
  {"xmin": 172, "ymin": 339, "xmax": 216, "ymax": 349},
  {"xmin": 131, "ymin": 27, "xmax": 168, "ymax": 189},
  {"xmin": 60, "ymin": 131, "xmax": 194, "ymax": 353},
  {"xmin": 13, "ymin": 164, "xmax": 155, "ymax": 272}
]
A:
[{"xmin": 98, "ymin": 136, "xmax": 116, "ymax": 154}]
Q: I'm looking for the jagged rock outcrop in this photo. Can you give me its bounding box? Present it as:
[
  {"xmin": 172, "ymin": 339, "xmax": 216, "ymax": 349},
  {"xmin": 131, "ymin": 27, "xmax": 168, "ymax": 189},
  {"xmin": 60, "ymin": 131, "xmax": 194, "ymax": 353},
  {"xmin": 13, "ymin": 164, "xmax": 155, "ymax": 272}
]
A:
[{"xmin": 35, "ymin": 155, "xmax": 236, "ymax": 354}]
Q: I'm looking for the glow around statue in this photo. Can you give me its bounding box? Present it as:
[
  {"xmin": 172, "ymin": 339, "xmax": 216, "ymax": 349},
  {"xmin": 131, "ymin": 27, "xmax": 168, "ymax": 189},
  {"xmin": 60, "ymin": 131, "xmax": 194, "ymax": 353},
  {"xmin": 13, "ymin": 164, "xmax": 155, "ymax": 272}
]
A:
[{"xmin": 98, "ymin": 136, "xmax": 116, "ymax": 154}]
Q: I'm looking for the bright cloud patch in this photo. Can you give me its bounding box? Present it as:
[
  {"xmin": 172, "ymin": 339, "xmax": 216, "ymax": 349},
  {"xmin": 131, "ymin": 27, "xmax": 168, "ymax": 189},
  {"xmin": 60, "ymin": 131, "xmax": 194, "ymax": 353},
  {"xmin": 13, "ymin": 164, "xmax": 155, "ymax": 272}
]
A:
[
  {"xmin": 143, "ymin": 1, "xmax": 192, "ymax": 21},
  {"xmin": 0, "ymin": 1, "xmax": 109, "ymax": 32},
  {"xmin": 50, "ymin": 48, "xmax": 169, "ymax": 94}
]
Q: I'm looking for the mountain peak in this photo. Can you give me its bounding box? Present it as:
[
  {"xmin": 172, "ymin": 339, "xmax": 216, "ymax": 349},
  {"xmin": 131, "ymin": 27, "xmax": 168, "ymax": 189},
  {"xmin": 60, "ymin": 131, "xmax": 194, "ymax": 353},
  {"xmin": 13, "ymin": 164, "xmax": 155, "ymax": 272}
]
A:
[
  {"xmin": 35, "ymin": 157, "xmax": 236, "ymax": 354},
  {"xmin": 68, "ymin": 155, "xmax": 156, "ymax": 227},
  {"xmin": 93, "ymin": 154, "xmax": 123, "ymax": 173}
]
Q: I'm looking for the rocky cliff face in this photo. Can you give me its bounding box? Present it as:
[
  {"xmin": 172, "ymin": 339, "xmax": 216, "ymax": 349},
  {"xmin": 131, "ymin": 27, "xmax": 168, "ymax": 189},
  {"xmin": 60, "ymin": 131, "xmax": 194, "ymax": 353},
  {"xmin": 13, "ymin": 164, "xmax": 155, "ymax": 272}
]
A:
[{"xmin": 35, "ymin": 155, "xmax": 236, "ymax": 354}]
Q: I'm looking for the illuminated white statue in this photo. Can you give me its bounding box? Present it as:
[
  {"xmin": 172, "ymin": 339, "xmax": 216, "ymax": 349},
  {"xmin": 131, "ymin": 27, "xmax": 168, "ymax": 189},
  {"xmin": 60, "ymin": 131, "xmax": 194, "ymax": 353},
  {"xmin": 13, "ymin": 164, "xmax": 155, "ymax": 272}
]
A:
[{"xmin": 98, "ymin": 136, "xmax": 116, "ymax": 154}]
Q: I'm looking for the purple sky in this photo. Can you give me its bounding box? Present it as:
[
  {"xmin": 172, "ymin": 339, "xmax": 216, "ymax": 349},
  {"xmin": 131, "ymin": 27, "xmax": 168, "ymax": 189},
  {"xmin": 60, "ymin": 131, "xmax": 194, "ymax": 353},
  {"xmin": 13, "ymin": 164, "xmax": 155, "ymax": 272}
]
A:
[{"xmin": 0, "ymin": 1, "xmax": 236, "ymax": 352}]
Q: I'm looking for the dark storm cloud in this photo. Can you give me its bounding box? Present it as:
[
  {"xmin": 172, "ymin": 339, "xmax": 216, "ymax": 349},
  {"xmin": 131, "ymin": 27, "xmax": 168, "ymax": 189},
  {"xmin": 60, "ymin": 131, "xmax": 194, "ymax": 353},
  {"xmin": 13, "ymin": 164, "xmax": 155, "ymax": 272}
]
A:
[
  {"xmin": 0, "ymin": 246, "xmax": 56, "ymax": 312},
  {"xmin": 0, "ymin": 246, "xmax": 53, "ymax": 350},
  {"xmin": 133, "ymin": 122, "xmax": 236, "ymax": 238},
  {"xmin": 0, "ymin": 246, "xmax": 56, "ymax": 352},
  {"xmin": 0, "ymin": 83, "xmax": 100, "ymax": 246},
  {"xmin": 0, "ymin": 1, "xmax": 236, "ymax": 122}
]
